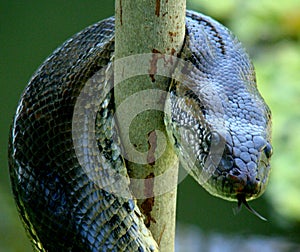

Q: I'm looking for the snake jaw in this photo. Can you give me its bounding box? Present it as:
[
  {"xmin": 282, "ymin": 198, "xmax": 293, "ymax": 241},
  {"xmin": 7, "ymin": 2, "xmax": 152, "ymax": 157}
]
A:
[{"xmin": 235, "ymin": 194, "xmax": 267, "ymax": 221}]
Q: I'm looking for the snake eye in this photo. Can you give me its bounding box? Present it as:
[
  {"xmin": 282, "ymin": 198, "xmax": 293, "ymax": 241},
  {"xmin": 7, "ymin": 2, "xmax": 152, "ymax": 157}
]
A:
[{"xmin": 263, "ymin": 143, "xmax": 273, "ymax": 159}]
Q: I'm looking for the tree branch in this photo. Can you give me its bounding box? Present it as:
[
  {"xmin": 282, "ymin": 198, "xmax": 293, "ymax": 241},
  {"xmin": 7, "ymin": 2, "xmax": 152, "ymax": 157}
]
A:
[{"xmin": 114, "ymin": 1, "xmax": 186, "ymax": 251}]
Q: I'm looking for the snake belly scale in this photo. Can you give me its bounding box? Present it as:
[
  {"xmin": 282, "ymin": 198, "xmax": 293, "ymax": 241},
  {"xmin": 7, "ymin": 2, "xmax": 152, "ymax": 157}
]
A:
[{"xmin": 8, "ymin": 10, "xmax": 272, "ymax": 251}]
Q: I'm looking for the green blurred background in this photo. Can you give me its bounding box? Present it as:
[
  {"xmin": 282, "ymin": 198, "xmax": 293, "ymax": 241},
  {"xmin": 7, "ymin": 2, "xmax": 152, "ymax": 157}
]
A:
[{"xmin": 1, "ymin": 0, "xmax": 300, "ymax": 251}]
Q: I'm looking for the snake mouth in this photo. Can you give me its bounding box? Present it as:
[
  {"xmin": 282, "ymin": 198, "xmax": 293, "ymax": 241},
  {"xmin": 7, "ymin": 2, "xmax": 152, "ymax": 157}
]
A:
[
  {"xmin": 201, "ymin": 151, "xmax": 269, "ymax": 203},
  {"xmin": 227, "ymin": 168, "xmax": 262, "ymax": 196},
  {"xmin": 210, "ymin": 137, "xmax": 272, "ymax": 202}
]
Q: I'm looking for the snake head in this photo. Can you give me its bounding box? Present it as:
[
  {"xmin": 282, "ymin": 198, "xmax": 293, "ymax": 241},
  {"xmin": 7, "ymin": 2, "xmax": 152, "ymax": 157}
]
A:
[
  {"xmin": 165, "ymin": 71, "xmax": 272, "ymax": 204},
  {"xmin": 165, "ymin": 12, "xmax": 273, "ymax": 206},
  {"xmin": 166, "ymin": 85, "xmax": 272, "ymax": 204},
  {"xmin": 204, "ymin": 131, "xmax": 273, "ymax": 202}
]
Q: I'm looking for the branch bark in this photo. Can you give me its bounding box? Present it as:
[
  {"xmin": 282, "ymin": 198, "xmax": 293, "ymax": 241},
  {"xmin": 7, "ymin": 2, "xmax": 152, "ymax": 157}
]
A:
[{"xmin": 114, "ymin": 1, "xmax": 186, "ymax": 251}]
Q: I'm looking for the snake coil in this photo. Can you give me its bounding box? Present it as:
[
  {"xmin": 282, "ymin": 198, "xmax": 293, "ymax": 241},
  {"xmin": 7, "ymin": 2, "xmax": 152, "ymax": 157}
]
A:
[{"xmin": 9, "ymin": 10, "xmax": 272, "ymax": 251}]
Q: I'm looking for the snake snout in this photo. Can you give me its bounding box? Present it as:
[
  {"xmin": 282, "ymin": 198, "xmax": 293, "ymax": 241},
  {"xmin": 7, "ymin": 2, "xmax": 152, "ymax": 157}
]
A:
[{"xmin": 211, "ymin": 134, "xmax": 272, "ymax": 201}]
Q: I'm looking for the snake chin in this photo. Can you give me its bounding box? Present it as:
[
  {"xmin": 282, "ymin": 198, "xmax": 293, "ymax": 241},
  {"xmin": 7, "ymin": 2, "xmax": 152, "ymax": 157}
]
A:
[
  {"xmin": 211, "ymin": 157, "xmax": 270, "ymax": 202},
  {"xmin": 191, "ymin": 135, "xmax": 272, "ymax": 203}
]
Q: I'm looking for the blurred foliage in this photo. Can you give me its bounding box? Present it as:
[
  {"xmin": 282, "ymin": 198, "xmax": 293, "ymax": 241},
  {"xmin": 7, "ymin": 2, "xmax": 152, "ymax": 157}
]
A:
[
  {"xmin": 189, "ymin": 0, "xmax": 300, "ymax": 224},
  {"xmin": 1, "ymin": 0, "xmax": 300, "ymax": 251}
]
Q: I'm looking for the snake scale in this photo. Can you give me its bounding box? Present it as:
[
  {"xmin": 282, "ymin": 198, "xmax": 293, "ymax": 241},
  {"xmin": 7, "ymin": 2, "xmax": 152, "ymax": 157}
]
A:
[{"xmin": 8, "ymin": 10, "xmax": 272, "ymax": 251}]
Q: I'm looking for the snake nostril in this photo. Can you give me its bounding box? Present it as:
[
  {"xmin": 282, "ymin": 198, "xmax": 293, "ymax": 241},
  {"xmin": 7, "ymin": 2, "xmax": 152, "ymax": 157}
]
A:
[{"xmin": 231, "ymin": 168, "xmax": 241, "ymax": 176}]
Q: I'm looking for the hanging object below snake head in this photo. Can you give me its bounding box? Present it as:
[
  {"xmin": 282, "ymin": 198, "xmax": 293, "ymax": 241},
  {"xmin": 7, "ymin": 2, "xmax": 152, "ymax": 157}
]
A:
[{"xmin": 165, "ymin": 11, "xmax": 272, "ymax": 216}]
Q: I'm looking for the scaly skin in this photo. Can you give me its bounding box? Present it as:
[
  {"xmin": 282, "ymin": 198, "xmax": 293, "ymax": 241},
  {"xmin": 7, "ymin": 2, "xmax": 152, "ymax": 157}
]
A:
[{"xmin": 8, "ymin": 11, "xmax": 272, "ymax": 251}]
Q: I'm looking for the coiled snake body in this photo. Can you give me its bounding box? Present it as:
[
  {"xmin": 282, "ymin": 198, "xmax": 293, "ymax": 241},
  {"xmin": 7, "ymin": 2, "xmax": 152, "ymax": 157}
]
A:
[{"xmin": 9, "ymin": 11, "xmax": 272, "ymax": 251}]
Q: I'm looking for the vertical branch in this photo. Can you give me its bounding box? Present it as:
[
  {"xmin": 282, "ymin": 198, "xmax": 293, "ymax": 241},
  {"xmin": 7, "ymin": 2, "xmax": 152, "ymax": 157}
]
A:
[{"xmin": 114, "ymin": 1, "xmax": 186, "ymax": 251}]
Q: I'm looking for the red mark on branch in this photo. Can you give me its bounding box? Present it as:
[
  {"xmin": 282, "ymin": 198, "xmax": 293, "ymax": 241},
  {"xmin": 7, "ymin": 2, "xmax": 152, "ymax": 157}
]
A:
[
  {"xmin": 168, "ymin": 31, "xmax": 178, "ymax": 42},
  {"xmin": 149, "ymin": 48, "xmax": 178, "ymax": 82},
  {"xmin": 149, "ymin": 48, "xmax": 162, "ymax": 82},
  {"xmin": 141, "ymin": 173, "xmax": 156, "ymax": 227},
  {"xmin": 155, "ymin": 0, "xmax": 161, "ymax": 17},
  {"xmin": 147, "ymin": 131, "xmax": 157, "ymax": 165}
]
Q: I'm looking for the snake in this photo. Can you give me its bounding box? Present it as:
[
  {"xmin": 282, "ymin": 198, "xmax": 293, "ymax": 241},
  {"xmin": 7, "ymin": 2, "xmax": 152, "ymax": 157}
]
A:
[{"xmin": 8, "ymin": 10, "xmax": 272, "ymax": 251}]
